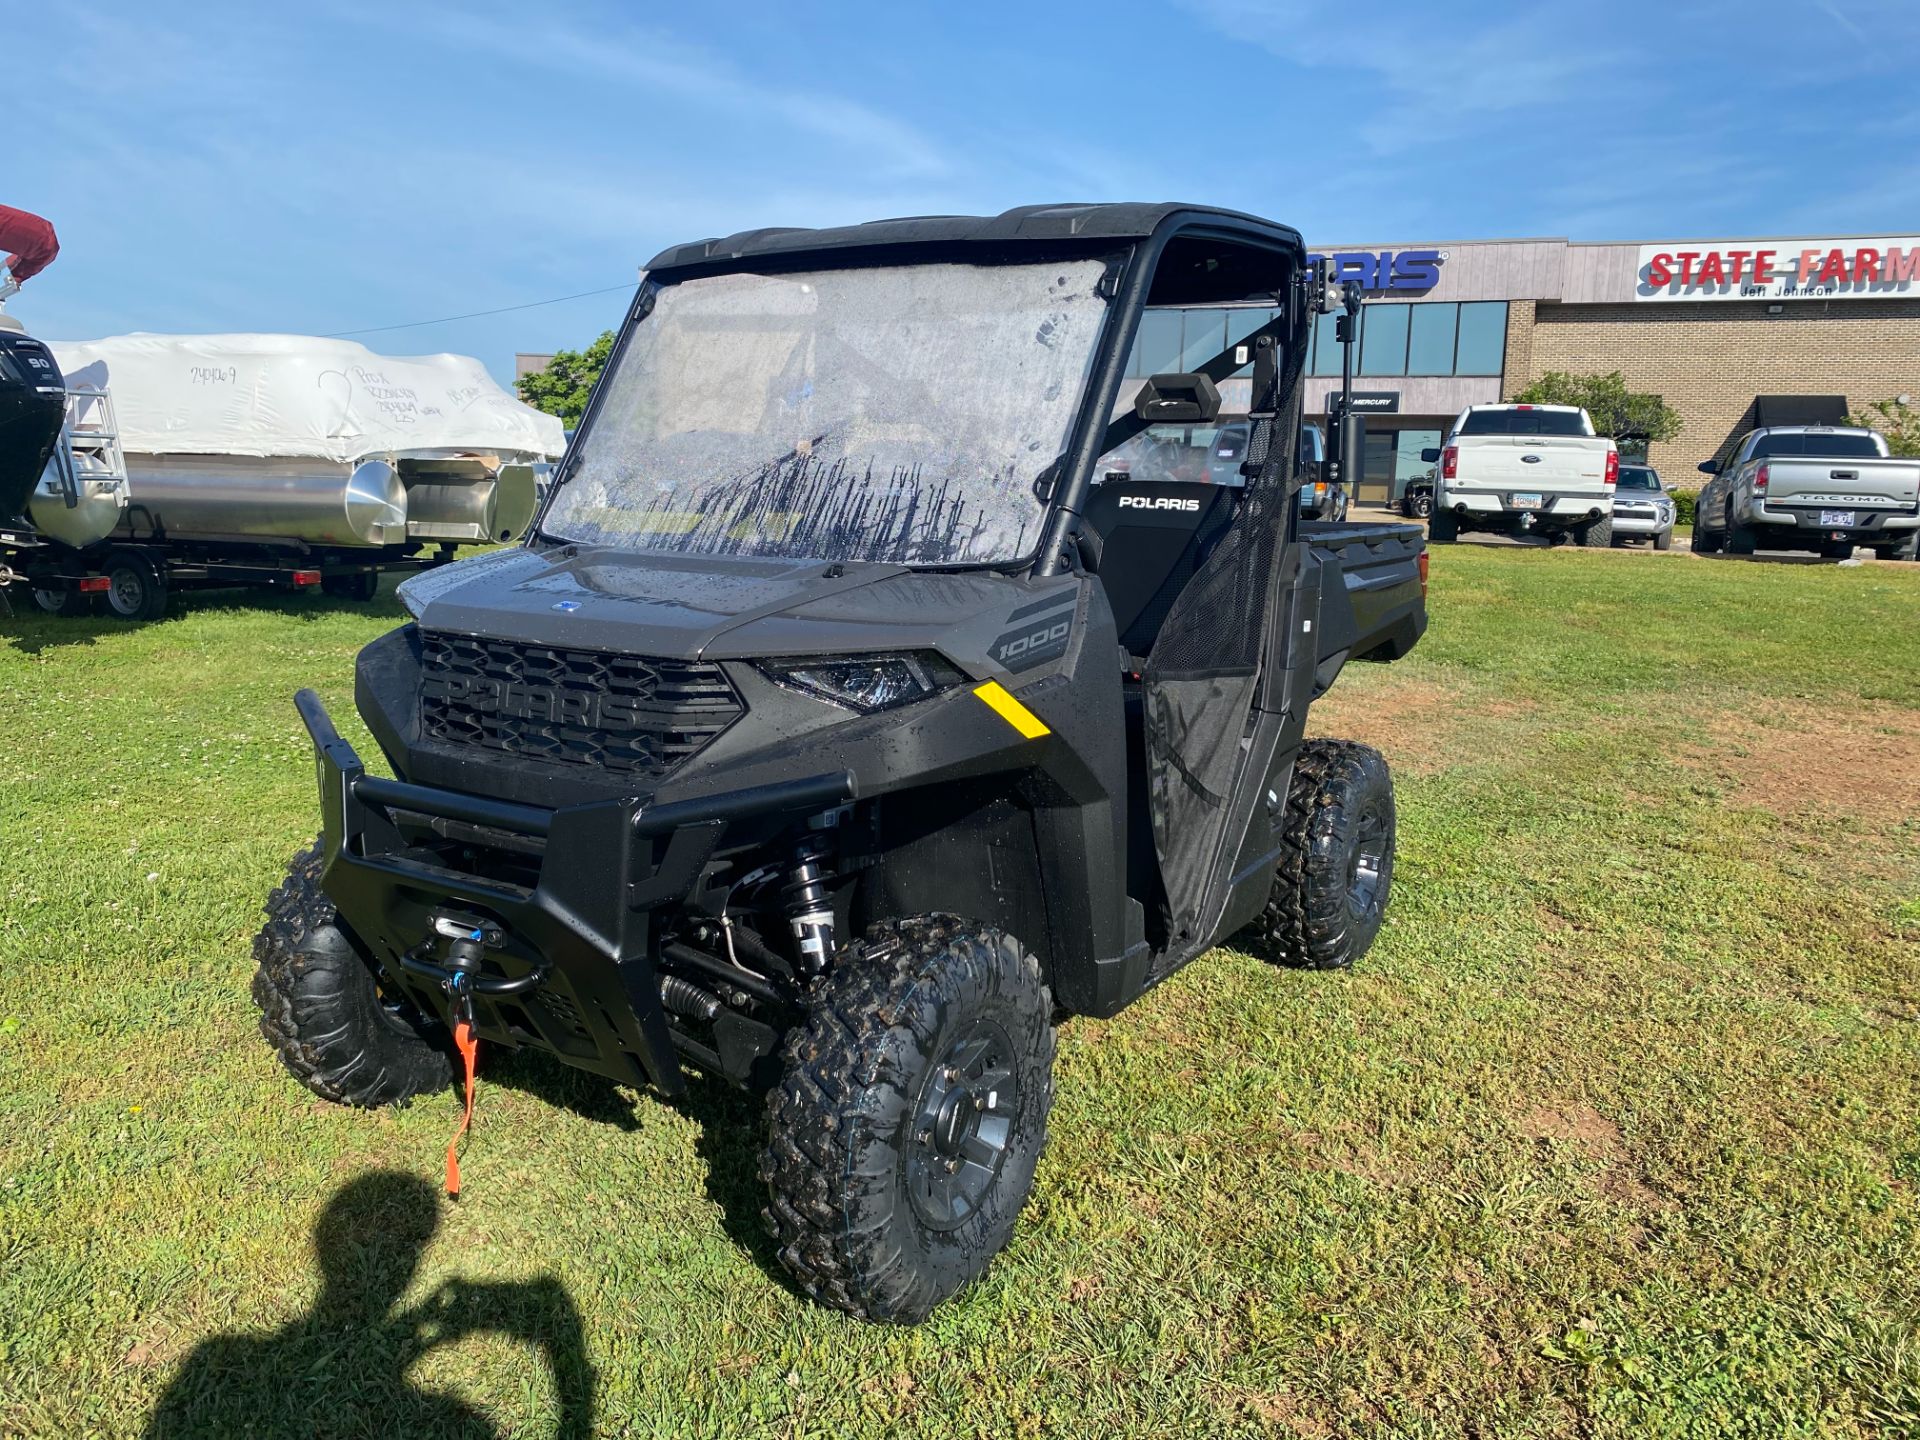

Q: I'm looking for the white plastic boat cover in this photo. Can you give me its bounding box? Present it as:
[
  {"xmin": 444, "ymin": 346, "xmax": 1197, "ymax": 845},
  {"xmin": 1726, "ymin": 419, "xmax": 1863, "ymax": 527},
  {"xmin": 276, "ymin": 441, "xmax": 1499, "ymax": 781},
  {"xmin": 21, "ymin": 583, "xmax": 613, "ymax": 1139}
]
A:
[{"xmin": 43, "ymin": 333, "xmax": 565, "ymax": 462}]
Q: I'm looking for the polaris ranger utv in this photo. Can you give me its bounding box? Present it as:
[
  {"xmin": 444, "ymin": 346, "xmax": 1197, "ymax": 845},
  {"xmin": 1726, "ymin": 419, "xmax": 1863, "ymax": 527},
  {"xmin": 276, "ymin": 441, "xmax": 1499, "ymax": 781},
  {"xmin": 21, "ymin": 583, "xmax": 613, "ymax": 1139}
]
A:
[{"xmin": 253, "ymin": 203, "xmax": 1428, "ymax": 1322}]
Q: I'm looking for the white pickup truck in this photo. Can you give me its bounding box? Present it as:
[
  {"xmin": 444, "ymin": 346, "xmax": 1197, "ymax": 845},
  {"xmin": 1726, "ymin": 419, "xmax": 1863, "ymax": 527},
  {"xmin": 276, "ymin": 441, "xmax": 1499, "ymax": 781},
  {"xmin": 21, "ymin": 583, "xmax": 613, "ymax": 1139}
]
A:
[
  {"xmin": 1424, "ymin": 403, "xmax": 1619, "ymax": 546},
  {"xmin": 1692, "ymin": 426, "xmax": 1920, "ymax": 560}
]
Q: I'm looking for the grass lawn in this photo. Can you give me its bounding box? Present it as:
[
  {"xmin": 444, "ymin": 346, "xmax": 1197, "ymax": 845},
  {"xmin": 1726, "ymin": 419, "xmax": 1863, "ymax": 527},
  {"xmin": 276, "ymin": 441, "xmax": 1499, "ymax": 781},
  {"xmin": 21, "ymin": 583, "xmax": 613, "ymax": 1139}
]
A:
[{"xmin": 3, "ymin": 545, "xmax": 1919, "ymax": 1438}]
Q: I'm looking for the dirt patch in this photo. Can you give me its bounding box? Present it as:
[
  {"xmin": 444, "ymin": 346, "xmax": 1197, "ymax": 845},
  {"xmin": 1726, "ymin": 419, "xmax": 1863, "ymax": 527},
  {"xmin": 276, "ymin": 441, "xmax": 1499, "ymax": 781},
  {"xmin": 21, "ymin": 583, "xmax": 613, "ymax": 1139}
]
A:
[
  {"xmin": 1520, "ymin": 1103, "xmax": 1672, "ymax": 1212},
  {"xmin": 1309, "ymin": 677, "xmax": 1537, "ymax": 773},
  {"xmin": 1679, "ymin": 699, "xmax": 1920, "ymax": 827}
]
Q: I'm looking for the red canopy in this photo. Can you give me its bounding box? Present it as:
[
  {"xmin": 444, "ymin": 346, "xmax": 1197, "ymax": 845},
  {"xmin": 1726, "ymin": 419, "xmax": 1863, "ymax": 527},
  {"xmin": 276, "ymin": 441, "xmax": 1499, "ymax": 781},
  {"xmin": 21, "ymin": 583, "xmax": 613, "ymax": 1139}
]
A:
[{"xmin": 0, "ymin": 205, "xmax": 58, "ymax": 283}]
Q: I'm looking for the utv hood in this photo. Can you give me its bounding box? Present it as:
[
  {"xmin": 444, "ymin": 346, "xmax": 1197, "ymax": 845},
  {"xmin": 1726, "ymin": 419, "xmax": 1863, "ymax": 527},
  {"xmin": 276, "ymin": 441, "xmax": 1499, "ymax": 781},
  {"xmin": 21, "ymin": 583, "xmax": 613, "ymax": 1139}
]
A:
[{"xmin": 396, "ymin": 545, "xmax": 914, "ymax": 659}]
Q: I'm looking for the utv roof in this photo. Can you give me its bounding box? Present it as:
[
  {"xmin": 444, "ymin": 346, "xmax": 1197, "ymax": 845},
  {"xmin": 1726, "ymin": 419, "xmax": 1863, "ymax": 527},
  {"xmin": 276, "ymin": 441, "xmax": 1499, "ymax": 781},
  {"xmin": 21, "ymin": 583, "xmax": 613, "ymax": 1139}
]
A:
[{"xmin": 645, "ymin": 202, "xmax": 1305, "ymax": 275}]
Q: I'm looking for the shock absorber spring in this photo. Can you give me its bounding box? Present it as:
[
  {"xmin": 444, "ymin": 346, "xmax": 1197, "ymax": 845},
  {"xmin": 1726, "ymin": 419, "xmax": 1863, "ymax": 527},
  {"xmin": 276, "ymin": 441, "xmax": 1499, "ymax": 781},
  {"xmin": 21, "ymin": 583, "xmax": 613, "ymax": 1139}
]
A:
[{"xmin": 782, "ymin": 829, "xmax": 837, "ymax": 973}]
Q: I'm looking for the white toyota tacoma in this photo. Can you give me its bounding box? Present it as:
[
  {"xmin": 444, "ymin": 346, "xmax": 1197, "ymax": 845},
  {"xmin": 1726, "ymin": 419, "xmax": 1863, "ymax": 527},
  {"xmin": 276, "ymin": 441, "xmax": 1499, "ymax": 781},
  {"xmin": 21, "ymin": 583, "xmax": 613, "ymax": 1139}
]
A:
[{"xmin": 1425, "ymin": 403, "xmax": 1619, "ymax": 546}]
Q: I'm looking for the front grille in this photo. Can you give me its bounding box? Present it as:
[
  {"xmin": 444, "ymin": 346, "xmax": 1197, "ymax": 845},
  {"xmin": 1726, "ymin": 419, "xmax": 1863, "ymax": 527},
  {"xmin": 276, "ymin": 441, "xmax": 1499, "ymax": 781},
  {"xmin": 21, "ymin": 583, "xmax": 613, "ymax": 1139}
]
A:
[{"xmin": 419, "ymin": 632, "xmax": 743, "ymax": 778}]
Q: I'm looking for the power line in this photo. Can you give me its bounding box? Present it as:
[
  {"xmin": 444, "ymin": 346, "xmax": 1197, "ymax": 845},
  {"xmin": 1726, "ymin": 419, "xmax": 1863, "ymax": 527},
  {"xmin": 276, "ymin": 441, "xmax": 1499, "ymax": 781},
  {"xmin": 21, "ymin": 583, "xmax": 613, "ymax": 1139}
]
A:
[{"xmin": 323, "ymin": 282, "xmax": 633, "ymax": 338}]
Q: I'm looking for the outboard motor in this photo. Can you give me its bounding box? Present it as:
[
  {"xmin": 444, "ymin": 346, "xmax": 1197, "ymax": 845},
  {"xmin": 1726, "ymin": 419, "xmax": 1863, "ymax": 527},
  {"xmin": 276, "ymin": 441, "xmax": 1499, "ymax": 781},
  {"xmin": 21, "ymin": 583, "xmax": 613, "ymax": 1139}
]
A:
[{"xmin": 0, "ymin": 321, "xmax": 66, "ymax": 526}]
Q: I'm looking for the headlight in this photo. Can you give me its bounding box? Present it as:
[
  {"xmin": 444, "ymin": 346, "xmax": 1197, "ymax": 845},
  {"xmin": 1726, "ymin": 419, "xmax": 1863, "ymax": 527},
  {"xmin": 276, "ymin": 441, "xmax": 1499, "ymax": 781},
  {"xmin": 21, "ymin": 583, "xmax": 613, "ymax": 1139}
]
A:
[{"xmin": 760, "ymin": 652, "xmax": 963, "ymax": 713}]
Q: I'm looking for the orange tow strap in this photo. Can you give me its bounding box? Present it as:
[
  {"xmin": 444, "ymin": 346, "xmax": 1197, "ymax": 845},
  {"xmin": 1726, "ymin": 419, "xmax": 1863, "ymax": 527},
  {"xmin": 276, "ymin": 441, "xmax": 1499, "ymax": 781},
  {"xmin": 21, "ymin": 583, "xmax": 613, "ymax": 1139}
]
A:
[{"xmin": 445, "ymin": 1018, "xmax": 478, "ymax": 1198}]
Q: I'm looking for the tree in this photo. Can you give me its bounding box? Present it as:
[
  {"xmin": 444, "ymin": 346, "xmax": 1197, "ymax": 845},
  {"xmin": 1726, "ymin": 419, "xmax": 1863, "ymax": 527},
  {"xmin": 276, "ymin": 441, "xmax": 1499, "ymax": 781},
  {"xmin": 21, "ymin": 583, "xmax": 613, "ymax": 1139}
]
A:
[
  {"xmin": 516, "ymin": 331, "xmax": 614, "ymax": 428},
  {"xmin": 1511, "ymin": 371, "xmax": 1683, "ymax": 450},
  {"xmin": 1845, "ymin": 397, "xmax": 1920, "ymax": 457}
]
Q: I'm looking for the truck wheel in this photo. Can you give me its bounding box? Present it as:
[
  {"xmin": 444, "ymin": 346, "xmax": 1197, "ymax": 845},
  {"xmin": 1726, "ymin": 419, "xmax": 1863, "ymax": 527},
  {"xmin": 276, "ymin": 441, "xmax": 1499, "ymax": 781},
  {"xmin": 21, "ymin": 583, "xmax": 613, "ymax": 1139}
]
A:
[
  {"xmin": 31, "ymin": 584, "xmax": 92, "ymax": 617},
  {"xmin": 1726, "ymin": 524, "xmax": 1757, "ymax": 556},
  {"xmin": 1248, "ymin": 740, "xmax": 1395, "ymax": 971},
  {"xmin": 321, "ymin": 571, "xmax": 380, "ymax": 602},
  {"xmin": 252, "ymin": 839, "xmax": 452, "ymax": 1108},
  {"xmin": 1883, "ymin": 532, "xmax": 1920, "ymax": 561},
  {"xmin": 762, "ymin": 915, "xmax": 1056, "ymax": 1323},
  {"xmin": 1692, "ymin": 524, "xmax": 1720, "ymax": 553},
  {"xmin": 1819, "ymin": 538, "xmax": 1855, "ymax": 560},
  {"xmin": 103, "ymin": 551, "xmax": 167, "ymax": 621},
  {"xmin": 1577, "ymin": 516, "xmax": 1613, "ymax": 548},
  {"xmin": 1653, "ymin": 529, "xmax": 1673, "ymax": 552},
  {"xmin": 1427, "ymin": 510, "xmax": 1458, "ymax": 543}
]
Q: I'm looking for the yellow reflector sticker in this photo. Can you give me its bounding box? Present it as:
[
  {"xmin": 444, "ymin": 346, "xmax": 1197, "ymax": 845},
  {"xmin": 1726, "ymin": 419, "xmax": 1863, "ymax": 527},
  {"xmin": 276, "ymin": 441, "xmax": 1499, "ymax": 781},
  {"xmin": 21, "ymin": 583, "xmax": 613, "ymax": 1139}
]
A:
[{"xmin": 973, "ymin": 681, "xmax": 1050, "ymax": 740}]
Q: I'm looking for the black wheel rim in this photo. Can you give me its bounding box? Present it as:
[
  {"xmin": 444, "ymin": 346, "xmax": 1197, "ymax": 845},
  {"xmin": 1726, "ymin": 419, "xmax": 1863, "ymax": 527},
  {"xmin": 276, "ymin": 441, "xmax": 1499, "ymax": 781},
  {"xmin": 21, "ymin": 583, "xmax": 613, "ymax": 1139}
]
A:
[
  {"xmin": 906, "ymin": 1018, "xmax": 1017, "ymax": 1233},
  {"xmin": 108, "ymin": 566, "xmax": 144, "ymax": 617},
  {"xmin": 1347, "ymin": 802, "xmax": 1389, "ymax": 923}
]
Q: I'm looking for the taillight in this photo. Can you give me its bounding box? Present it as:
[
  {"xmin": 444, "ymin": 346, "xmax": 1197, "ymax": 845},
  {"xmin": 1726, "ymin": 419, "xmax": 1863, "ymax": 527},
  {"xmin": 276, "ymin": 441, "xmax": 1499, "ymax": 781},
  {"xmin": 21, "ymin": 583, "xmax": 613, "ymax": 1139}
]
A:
[
  {"xmin": 1754, "ymin": 463, "xmax": 1769, "ymax": 492},
  {"xmin": 1441, "ymin": 445, "xmax": 1458, "ymax": 480},
  {"xmin": 1417, "ymin": 550, "xmax": 1429, "ymax": 598},
  {"xmin": 1604, "ymin": 450, "xmax": 1619, "ymax": 487},
  {"xmin": 292, "ymin": 569, "xmax": 322, "ymax": 587},
  {"xmin": 77, "ymin": 576, "xmax": 110, "ymax": 593}
]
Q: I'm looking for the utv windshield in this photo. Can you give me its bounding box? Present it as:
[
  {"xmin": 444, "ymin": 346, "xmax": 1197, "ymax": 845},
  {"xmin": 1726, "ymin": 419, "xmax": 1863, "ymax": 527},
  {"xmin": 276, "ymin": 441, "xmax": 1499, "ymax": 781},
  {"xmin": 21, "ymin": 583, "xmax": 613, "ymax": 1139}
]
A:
[{"xmin": 544, "ymin": 258, "xmax": 1114, "ymax": 565}]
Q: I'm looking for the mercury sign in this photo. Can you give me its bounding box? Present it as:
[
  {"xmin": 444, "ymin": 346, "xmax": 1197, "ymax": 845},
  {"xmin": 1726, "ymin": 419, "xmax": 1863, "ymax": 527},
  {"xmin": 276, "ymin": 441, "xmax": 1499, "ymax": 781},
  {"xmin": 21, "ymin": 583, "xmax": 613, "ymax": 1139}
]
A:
[
  {"xmin": 1636, "ymin": 238, "xmax": 1920, "ymax": 302},
  {"xmin": 1307, "ymin": 249, "xmax": 1445, "ymax": 293}
]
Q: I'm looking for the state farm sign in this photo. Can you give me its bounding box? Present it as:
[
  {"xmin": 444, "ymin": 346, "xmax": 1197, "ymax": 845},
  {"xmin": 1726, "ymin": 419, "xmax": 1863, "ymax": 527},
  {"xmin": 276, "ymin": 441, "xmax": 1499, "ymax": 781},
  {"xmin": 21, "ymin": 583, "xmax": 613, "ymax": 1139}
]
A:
[{"xmin": 1636, "ymin": 238, "xmax": 1920, "ymax": 302}]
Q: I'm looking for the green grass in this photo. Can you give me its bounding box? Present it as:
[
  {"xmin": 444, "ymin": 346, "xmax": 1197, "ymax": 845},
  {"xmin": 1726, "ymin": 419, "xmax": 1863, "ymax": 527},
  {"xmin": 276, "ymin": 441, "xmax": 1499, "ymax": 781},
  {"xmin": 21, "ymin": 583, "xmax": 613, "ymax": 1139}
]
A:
[{"xmin": 4, "ymin": 546, "xmax": 1919, "ymax": 1439}]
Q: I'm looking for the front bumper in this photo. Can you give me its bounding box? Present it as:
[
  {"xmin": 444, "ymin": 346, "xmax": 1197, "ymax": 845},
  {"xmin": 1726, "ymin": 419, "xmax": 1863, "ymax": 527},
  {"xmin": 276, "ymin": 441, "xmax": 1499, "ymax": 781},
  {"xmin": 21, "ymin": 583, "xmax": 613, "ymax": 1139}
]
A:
[
  {"xmin": 1611, "ymin": 507, "xmax": 1674, "ymax": 536},
  {"xmin": 295, "ymin": 689, "xmax": 851, "ymax": 1094}
]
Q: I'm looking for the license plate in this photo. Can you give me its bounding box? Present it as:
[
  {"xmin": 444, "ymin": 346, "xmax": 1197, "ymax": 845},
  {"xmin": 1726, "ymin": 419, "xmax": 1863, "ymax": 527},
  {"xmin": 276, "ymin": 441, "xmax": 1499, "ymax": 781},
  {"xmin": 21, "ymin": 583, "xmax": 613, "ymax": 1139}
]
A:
[
  {"xmin": 1511, "ymin": 493, "xmax": 1542, "ymax": 510},
  {"xmin": 1820, "ymin": 510, "xmax": 1856, "ymax": 526}
]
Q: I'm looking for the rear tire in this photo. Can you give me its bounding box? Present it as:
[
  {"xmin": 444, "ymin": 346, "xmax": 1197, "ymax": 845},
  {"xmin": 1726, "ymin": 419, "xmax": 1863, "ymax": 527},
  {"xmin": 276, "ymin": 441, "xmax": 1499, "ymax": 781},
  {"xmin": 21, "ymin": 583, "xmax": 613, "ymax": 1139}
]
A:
[
  {"xmin": 252, "ymin": 839, "xmax": 452, "ymax": 1108},
  {"xmin": 1427, "ymin": 509, "xmax": 1458, "ymax": 543},
  {"xmin": 1246, "ymin": 740, "xmax": 1396, "ymax": 971},
  {"xmin": 1577, "ymin": 516, "xmax": 1613, "ymax": 548},
  {"xmin": 31, "ymin": 584, "xmax": 92, "ymax": 617},
  {"xmin": 321, "ymin": 571, "xmax": 381, "ymax": 602},
  {"xmin": 103, "ymin": 550, "xmax": 167, "ymax": 621},
  {"xmin": 762, "ymin": 915, "xmax": 1055, "ymax": 1323}
]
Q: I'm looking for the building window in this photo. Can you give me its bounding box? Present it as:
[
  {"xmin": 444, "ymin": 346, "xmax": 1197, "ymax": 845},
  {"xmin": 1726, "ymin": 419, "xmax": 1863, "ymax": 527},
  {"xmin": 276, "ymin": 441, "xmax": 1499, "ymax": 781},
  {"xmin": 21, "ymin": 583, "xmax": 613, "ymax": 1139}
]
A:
[
  {"xmin": 1454, "ymin": 301, "xmax": 1508, "ymax": 375},
  {"xmin": 1310, "ymin": 311, "xmax": 1343, "ymax": 376},
  {"xmin": 1360, "ymin": 303, "xmax": 1410, "ymax": 376},
  {"xmin": 1406, "ymin": 304, "xmax": 1459, "ymax": 375},
  {"xmin": 1128, "ymin": 310, "xmax": 1184, "ymax": 378},
  {"xmin": 1179, "ymin": 309, "xmax": 1229, "ymax": 370}
]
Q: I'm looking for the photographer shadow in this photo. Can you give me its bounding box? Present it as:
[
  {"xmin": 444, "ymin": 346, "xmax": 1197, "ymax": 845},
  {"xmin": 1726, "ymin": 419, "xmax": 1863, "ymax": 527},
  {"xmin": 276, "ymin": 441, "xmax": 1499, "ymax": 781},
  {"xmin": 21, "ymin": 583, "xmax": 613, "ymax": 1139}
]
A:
[{"xmin": 144, "ymin": 1171, "xmax": 595, "ymax": 1439}]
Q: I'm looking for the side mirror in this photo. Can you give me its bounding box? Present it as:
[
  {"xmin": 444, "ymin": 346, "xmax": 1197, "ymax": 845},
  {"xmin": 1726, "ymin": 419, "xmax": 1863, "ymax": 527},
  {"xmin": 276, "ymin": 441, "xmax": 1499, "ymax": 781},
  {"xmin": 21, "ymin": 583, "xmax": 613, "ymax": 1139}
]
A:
[
  {"xmin": 1420, "ymin": 447, "xmax": 1440, "ymax": 464},
  {"xmin": 1697, "ymin": 459, "xmax": 1720, "ymax": 475},
  {"xmin": 1134, "ymin": 372, "xmax": 1221, "ymax": 424}
]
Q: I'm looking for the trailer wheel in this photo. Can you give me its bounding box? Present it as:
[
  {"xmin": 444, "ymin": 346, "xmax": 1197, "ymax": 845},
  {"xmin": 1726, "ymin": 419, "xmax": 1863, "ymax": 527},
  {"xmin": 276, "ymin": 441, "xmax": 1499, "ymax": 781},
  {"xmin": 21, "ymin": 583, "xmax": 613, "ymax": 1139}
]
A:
[
  {"xmin": 762, "ymin": 915, "xmax": 1055, "ymax": 1323},
  {"xmin": 252, "ymin": 839, "xmax": 452, "ymax": 1108},
  {"xmin": 321, "ymin": 571, "xmax": 381, "ymax": 602},
  {"xmin": 103, "ymin": 551, "xmax": 167, "ymax": 621},
  {"xmin": 1247, "ymin": 740, "xmax": 1395, "ymax": 971},
  {"xmin": 31, "ymin": 585, "xmax": 92, "ymax": 617},
  {"xmin": 1427, "ymin": 509, "xmax": 1458, "ymax": 543}
]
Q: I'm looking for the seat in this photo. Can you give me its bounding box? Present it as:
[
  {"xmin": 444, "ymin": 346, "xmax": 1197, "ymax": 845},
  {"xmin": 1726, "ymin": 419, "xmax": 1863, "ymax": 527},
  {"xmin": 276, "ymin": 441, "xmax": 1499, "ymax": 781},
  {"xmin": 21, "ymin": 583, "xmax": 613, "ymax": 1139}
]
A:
[{"xmin": 1079, "ymin": 479, "xmax": 1237, "ymax": 661}]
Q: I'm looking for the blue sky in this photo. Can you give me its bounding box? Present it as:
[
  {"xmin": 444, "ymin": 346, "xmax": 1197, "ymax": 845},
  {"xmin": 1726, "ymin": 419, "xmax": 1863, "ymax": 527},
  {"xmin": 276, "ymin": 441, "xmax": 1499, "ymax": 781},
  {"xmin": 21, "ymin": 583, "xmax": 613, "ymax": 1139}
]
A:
[{"xmin": 12, "ymin": 0, "xmax": 1916, "ymax": 383}]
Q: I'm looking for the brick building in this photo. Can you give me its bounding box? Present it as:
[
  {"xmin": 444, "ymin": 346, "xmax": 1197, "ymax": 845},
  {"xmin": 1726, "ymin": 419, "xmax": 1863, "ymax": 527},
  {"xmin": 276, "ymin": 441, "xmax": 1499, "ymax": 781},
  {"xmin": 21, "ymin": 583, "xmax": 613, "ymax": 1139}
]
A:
[{"xmin": 1139, "ymin": 235, "xmax": 1920, "ymax": 504}]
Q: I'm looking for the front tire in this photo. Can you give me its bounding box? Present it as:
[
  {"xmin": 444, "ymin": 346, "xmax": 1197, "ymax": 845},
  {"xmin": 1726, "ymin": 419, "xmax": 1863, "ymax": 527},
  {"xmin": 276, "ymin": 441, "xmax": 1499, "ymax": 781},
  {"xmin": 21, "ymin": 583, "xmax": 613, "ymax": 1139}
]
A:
[
  {"xmin": 252, "ymin": 839, "xmax": 452, "ymax": 1107},
  {"xmin": 1247, "ymin": 740, "xmax": 1396, "ymax": 971},
  {"xmin": 1653, "ymin": 528, "xmax": 1673, "ymax": 551},
  {"xmin": 762, "ymin": 915, "xmax": 1056, "ymax": 1323},
  {"xmin": 31, "ymin": 584, "xmax": 92, "ymax": 617}
]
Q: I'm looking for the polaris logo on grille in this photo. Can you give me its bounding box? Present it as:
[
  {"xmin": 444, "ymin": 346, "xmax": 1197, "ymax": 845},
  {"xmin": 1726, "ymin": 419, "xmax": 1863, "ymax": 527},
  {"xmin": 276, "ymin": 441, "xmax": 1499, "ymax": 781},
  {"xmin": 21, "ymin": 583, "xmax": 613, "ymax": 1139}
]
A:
[
  {"xmin": 424, "ymin": 674, "xmax": 648, "ymax": 731},
  {"xmin": 1117, "ymin": 495, "xmax": 1201, "ymax": 511}
]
